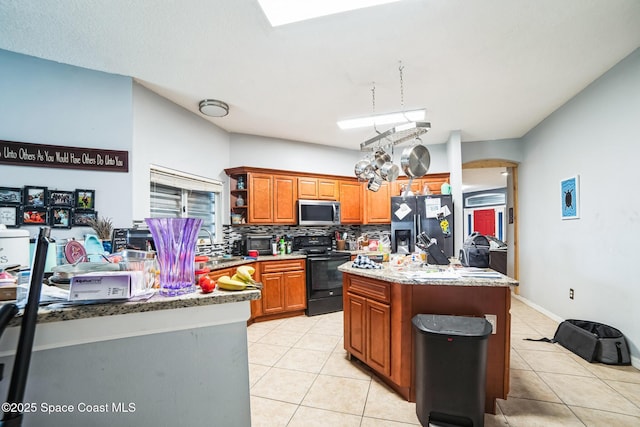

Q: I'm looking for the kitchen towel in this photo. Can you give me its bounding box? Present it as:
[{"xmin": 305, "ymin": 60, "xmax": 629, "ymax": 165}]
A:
[{"xmin": 352, "ymin": 254, "xmax": 382, "ymax": 269}]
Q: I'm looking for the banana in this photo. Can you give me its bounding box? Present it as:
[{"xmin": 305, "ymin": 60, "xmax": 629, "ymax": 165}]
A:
[
  {"xmin": 218, "ymin": 275, "xmax": 262, "ymax": 291},
  {"xmin": 217, "ymin": 275, "xmax": 249, "ymax": 291},
  {"xmin": 236, "ymin": 265, "xmax": 255, "ymax": 282}
]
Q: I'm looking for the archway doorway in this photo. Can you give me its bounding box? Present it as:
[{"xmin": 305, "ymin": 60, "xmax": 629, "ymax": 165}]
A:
[{"xmin": 462, "ymin": 159, "xmax": 519, "ymax": 283}]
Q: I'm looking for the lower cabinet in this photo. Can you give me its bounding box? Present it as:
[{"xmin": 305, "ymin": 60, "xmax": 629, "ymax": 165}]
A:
[
  {"xmin": 345, "ymin": 290, "xmax": 391, "ymax": 376},
  {"xmin": 254, "ymin": 259, "xmax": 306, "ymax": 320}
]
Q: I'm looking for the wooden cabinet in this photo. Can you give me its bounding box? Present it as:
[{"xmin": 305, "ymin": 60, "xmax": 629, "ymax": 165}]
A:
[
  {"xmin": 339, "ymin": 180, "xmax": 363, "ymax": 224},
  {"xmin": 392, "ymin": 173, "xmax": 451, "ymax": 197},
  {"xmin": 297, "ymin": 177, "xmax": 318, "ymax": 199},
  {"xmin": 318, "ymin": 179, "xmax": 338, "ymax": 200},
  {"xmin": 229, "ymin": 173, "xmax": 249, "ymax": 224},
  {"xmin": 225, "ymin": 167, "xmax": 448, "ymax": 225},
  {"xmin": 298, "ymin": 177, "xmax": 338, "ymax": 200},
  {"xmin": 344, "ymin": 275, "xmax": 391, "ymax": 377},
  {"xmin": 248, "ymin": 173, "xmax": 273, "ymax": 223},
  {"xmin": 225, "ymin": 168, "xmax": 296, "ymax": 225},
  {"xmin": 256, "ymin": 259, "xmax": 306, "ymax": 320},
  {"xmin": 273, "ymin": 175, "xmax": 297, "ymax": 223},
  {"xmin": 364, "ymin": 181, "xmax": 391, "ymax": 223},
  {"xmin": 343, "ymin": 271, "xmax": 512, "ymax": 414}
]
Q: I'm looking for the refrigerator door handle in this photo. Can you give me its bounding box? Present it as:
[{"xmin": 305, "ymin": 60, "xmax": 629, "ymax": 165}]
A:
[{"xmin": 415, "ymin": 214, "xmax": 422, "ymax": 237}]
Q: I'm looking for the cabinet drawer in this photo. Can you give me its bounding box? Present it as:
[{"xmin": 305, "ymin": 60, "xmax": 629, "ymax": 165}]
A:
[
  {"xmin": 261, "ymin": 259, "xmax": 305, "ymax": 273},
  {"xmin": 346, "ymin": 276, "xmax": 390, "ymax": 304}
]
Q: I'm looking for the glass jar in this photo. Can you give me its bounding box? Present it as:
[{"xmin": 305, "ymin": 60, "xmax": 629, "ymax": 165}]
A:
[
  {"xmin": 236, "ymin": 194, "xmax": 245, "ymax": 207},
  {"xmin": 237, "ymin": 176, "xmax": 245, "ymax": 190}
]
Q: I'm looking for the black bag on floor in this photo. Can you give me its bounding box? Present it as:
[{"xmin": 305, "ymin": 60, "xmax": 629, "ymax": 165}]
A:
[{"xmin": 530, "ymin": 319, "xmax": 631, "ymax": 365}]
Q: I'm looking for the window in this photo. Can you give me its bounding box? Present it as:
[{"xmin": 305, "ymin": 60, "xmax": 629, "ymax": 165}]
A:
[
  {"xmin": 149, "ymin": 166, "xmax": 222, "ymax": 242},
  {"xmin": 464, "ymin": 192, "xmax": 506, "ymax": 208}
]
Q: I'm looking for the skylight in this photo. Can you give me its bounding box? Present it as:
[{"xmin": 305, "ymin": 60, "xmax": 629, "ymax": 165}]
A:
[{"xmin": 257, "ymin": 0, "xmax": 401, "ymax": 27}]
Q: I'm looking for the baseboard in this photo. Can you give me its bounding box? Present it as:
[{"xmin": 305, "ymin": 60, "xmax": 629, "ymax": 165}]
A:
[{"xmin": 511, "ymin": 292, "xmax": 640, "ymax": 370}]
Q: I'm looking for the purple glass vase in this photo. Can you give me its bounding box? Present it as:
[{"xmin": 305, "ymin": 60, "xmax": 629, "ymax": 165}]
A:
[{"xmin": 145, "ymin": 217, "xmax": 203, "ymax": 296}]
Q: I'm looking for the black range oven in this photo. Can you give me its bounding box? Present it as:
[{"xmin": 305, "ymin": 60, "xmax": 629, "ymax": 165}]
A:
[{"xmin": 294, "ymin": 236, "xmax": 351, "ymax": 316}]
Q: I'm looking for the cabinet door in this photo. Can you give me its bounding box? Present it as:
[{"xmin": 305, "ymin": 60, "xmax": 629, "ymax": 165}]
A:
[
  {"xmin": 318, "ymin": 179, "xmax": 338, "ymax": 200},
  {"xmin": 345, "ymin": 292, "xmax": 366, "ymax": 360},
  {"xmin": 364, "ymin": 181, "xmax": 391, "ymax": 223},
  {"xmin": 297, "ymin": 177, "xmax": 318, "ymax": 199},
  {"xmin": 248, "ymin": 173, "xmax": 273, "ymax": 223},
  {"xmin": 366, "ymin": 299, "xmax": 391, "ymax": 376},
  {"xmin": 283, "ymin": 270, "xmax": 306, "ymax": 311},
  {"xmin": 207, "ymin": 268, "xmax": 234, "ymax": 282},
  {"xmin": 274, "ymin": 175, "xmax": 297, "ymax": 224},
  {"xmin": 339, "ymin": 181, "xmax": 363, "ymax": 224},
  {"xmin": 261, "ymin": 273, "xmax": 284, "ymax": 314}
]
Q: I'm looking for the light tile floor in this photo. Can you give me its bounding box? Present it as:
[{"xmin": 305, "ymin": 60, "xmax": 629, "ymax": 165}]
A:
[{"xmin": 248, "ymin": 295, "xmax": 640, "ymax": 426}]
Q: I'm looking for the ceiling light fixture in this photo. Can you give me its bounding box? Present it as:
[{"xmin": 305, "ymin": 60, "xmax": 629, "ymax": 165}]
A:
[
  {"xmin": 337, "ymin": 109, "xmax": 425, "ymax": 130},
  {"xmin": 258, "ymin": 0, "xmax": 401, "ymax": 27},
  {"xmin": 199, "ymin": 99, "xmax": 229, "ymax": 117}
]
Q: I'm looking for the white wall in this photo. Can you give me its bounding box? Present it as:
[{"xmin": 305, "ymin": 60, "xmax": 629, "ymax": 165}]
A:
[
  {"xmin": 131, "ymin": 84, "xmax": 231, "ymax": 223},
  {"xmin": 0, "ymin": 49, "xmax": 133, "ymax": 240},
  {"xmin": 519, "ymin": 48, "xmax": 640, "ymax": 362},
  {"xmin": 229, "ymin": 133, "xmax": 451, "ymax": 178},
  {"xmin": 462, "ymin": 138, "xmax": 523, "ymax": 164}
]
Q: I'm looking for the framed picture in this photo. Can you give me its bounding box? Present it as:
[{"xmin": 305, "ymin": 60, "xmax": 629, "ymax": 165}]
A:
[
  {"xmin": 50, "ymin": 207, "xmax": 72, "ymax": 228},
  {"xmin": 72, "ymin": 210, "xmax": 97, "ymax": 226},
  {"xmin": 49, "ymin": 190, "xmax": 74, "ymax": 207},
  {"xmin": 75, "ymin": 189, "xmax": 95, "ymax": 210},
  {"xmin": 561, "ymin": 175, "xmax": 580, "ymax": 220},
  {"xmin": 0, "ymin": 187, "xmax": 22, "ymax": 205},
  {"xmin": 22, "ymin": 207, "xmax": 48, "ymax": 225},
  {"xmin": 0, "ymin": 205, "xmax": 21, "ymax": 227},
  {"xmin": 23, "ymin": 186, "xmax": 48, "ymax": 207}
]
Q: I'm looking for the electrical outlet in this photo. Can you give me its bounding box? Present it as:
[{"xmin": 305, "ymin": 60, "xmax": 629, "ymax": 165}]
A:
[
  {"xmin": 569, "ymin": 288, "xmax": 574, "ymax": 300},
  {"xmin": 484, "ymin": 314, "xmax": 497, "ymax": 334}
]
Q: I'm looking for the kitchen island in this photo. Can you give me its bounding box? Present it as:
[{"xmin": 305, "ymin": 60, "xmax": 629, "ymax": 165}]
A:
[
  {"xmin": 0, "ymin": 286, "xmax": 259, "ymax": 427},
  {"xmin": 339, "ymin": 262, "xmax": 518, "ymax": 414}
]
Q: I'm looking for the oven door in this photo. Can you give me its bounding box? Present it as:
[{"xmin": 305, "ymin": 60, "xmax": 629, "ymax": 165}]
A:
[{"xmin": 306, "ymin": 254, "xmax": 350, "ymax": 299}]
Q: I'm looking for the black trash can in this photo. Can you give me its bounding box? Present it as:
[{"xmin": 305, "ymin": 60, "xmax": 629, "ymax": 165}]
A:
[{"xmin": 413, "ymin": 314, "xmax": 492, "ymax": 427}]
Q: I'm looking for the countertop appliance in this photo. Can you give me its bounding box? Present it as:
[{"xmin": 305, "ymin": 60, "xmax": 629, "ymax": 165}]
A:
[
  {"xmin": 459, "ymin": 232, "xmax": 490, "ymax": 268},
  {"xmin": 293, "ymin": 235, "xmax": 350, "ymax": 316},
  {"xmin": 245, "ymin": 234, "xmax": 273, "ymax": 256},
  {"xmin": 391, "ymin": 194, "xmax": 454, "ymax": 262},
  {"xmin": 297, "ymin": 200, "xmax": 341, "ymax": 226}
]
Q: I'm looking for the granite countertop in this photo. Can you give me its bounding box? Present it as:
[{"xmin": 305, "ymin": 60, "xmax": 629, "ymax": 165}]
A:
[
  {"xmin": 339, "ymin": 261, "xmax": 519, "ymax": 287},
  {"xmin": 6, "ymin": 287, "xmax": 261, "ymax": 327},
  {"xmin": 5, "ymin": 254, "xmax": 310, "ymax": 327}
]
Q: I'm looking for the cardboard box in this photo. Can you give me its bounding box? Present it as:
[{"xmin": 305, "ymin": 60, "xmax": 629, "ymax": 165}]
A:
[
  {"xmin": 69, "ymin": 271, "xmax": 142, "ymax": 301},
  {"xmin": 0, "ymin": 284, "xmax": 17, "ymax": 301}
]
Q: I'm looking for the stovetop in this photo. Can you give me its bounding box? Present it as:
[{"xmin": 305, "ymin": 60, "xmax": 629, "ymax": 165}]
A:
[{"xmin": 292, "ymin": 235, "xmax": 350, "ymax": 257}]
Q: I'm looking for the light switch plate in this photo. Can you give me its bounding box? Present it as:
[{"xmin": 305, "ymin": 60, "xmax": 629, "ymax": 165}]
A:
[{"xmin": 485, "ymin": 314, "xmax": 497, "ymax": 334}]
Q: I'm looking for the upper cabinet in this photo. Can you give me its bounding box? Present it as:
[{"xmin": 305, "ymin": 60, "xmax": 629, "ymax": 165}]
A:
[
  {"xmin": 248, "ymin": 173, "xmax": 274, "ymax": 223},
  {"xmin": 339, "ymin": 180, "xmax": 363, "ymax": 224},
  {"xmin": 391, "ymin": 173, "xmax": 451, "ymax": 197},
  {"xmin": 225, "ymin": 168, "xmax": 297, "ymax": 225},
  {"xmin": 273, "ymin": 175, "xmax": 297, "ymax": 223},
  {"xmin": 364, "ymin": 181, "xmax": 391, "ymax": 224},
  {"xmin": 298, "ymin": 177, "xmax": 338, "ymax": 200},
  {"xmin": 225, "ymin": 167, "xmax": 449, "ymax": 225}
]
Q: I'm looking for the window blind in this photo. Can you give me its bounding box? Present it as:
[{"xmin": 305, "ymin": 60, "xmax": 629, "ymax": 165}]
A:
[{"xmin": 149, "ymin": 166, "xmax": 221, "ymax": 240}]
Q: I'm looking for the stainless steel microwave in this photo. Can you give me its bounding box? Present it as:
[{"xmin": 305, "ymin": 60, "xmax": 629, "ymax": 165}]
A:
[{"xmin": 297, "ymin": 200, "xmax": 341, "ymax": 226}]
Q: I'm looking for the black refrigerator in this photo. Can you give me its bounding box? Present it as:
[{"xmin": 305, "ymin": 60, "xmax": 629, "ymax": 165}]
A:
[{"xmin": 390, "ymin": 194, "xmax": 454, "ymax": 260}]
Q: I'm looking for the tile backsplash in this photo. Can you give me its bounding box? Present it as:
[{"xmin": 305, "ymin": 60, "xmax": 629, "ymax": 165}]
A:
[{"xmin": 222, "ymin": 224, "xmax": 390, "ymax": 254}]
